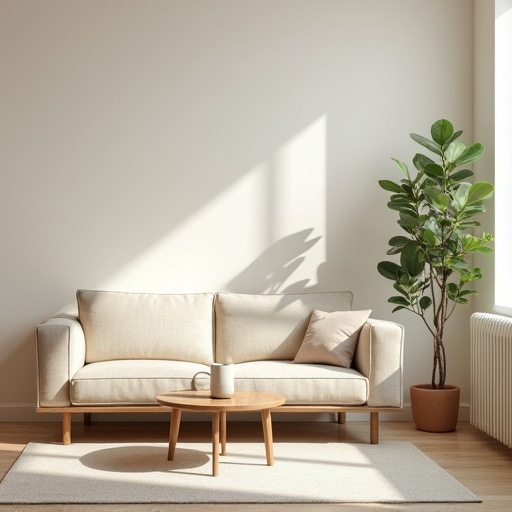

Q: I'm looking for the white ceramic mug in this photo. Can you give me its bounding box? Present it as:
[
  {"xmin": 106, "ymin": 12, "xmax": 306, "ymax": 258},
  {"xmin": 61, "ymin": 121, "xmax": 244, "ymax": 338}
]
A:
[{"xmin": 194, "ymin": 363, "xmax": 235, "ymax": 399}]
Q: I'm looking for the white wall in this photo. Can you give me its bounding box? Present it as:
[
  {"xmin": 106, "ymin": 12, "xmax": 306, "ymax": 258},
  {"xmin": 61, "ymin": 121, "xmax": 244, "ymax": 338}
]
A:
[{"xmin": 0, "ymin": 0, "xmax": 478, "ymax": 420}]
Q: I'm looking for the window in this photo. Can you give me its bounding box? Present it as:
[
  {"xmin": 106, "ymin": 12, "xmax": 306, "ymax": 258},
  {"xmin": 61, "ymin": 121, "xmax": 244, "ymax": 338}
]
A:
[{"xmin": 494, "ymin": 0, "xmax": 512, "ymax": 312}]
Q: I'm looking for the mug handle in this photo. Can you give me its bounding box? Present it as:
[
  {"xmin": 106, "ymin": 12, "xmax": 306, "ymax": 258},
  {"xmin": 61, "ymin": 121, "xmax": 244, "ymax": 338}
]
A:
[{"xmin": 192, "ymin": 371, "xmax": 210, "ymax": 391}]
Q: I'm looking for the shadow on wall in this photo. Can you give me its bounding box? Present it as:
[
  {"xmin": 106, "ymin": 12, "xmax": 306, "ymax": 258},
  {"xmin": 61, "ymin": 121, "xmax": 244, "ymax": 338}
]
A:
[{"xmin": 226, "ymin": 228, "xmax": 324, "ymax": 295}]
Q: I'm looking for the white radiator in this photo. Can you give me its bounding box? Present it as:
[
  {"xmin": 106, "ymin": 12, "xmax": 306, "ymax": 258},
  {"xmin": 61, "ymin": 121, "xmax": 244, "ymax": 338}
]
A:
[{"xmin": 470, "ymin": 312, "xmax": 512, "ymax": 448}]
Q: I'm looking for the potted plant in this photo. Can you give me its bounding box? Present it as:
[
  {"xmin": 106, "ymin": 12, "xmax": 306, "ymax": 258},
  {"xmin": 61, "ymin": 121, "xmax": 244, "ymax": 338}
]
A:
[{"xmin": 377, "ymin": 119, "xmax": 494, "ymax": 432}]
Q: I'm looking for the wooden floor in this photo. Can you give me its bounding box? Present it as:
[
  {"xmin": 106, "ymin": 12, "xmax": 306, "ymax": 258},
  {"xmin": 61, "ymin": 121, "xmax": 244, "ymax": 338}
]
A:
[{"xmin": 0, "ymin": 419, "xmax": 511, "ymax": 511}]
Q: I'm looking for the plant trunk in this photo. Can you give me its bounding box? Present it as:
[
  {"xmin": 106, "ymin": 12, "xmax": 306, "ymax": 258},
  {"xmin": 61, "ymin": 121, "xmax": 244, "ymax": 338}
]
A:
[
  {"xmin": 431, "ymin": 274, "xmax": 448, "ymax": 390},
  {"xmin": 432, "ymin": 333, "xmax": 446, "ymax": 389}
]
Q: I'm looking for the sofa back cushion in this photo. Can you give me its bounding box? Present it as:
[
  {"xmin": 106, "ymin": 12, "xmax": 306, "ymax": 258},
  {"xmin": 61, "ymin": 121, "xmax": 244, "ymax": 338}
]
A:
[
  {"xmin": 77, "ymin": 290, "xmax": 214, "ymax": 364},
  {"xmin": 215, "ymin": 292, "xmax": 353, "ymax": 363}
]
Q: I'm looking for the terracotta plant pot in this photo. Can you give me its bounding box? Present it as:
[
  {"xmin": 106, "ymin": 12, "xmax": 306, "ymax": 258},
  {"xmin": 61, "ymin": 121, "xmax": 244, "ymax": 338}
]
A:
[{"xmin": 410, "ymin": 384, "xmax": 460, "ymax": 433}]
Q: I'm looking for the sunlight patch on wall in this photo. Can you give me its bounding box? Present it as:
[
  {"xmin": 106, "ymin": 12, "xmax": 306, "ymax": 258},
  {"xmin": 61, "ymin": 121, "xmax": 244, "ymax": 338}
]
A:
[
  {"xmin": 268, "ymin": 115, "xmax": 327, "ymax": 292},
  {"xmin": 101, "ymin": 162, "xmax": 269, "ymax": 293},
  {"xmin": 100, "ymin": 116, "xmax": 327, "ymax": 294}
]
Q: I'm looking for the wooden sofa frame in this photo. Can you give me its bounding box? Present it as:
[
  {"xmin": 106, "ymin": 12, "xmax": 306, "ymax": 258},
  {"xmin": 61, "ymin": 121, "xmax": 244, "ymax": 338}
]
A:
[{"xmin": 36, "ymin": 404, "xmax": 403, "ymax": 445}]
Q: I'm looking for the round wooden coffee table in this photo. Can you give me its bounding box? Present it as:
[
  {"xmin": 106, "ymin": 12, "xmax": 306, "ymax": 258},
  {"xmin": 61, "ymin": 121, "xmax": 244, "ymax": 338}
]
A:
[{"xmin": 156, "ymin": 390, "xmax": 286, "ymax": 476}]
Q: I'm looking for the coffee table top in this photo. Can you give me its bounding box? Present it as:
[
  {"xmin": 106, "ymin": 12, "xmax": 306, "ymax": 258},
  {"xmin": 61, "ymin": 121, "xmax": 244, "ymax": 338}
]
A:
[{"xmin": 157, "ymin": 390, "xmax": 286, "ymax": 412}]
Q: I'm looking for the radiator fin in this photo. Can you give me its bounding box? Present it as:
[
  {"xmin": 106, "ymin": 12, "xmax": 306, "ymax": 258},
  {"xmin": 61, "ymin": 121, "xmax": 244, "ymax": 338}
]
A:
[{"xmin": 471, "ymin": 312, "xmax": 512, "ymax": 448}]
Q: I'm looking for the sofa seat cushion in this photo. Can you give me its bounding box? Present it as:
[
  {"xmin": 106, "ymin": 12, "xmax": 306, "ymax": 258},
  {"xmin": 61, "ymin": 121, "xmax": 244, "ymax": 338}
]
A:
[
  {"xmin": 70, "ymin": 360, "xmax": 208, "ymax": 405},
  {"xmin": 231, "ymin": 361, "xmax": 368, "ymax": 405}
]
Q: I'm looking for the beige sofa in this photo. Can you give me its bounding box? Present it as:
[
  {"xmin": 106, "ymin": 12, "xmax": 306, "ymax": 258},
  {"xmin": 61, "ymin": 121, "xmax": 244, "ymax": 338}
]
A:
[{"xmin": 36, "ymin": 290, "xmax": 404, "ymax": 444}]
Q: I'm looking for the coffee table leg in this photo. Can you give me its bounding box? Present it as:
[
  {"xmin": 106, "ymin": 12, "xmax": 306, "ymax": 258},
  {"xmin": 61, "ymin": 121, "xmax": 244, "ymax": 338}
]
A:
[
  {"xmin": 212, "ymin": 412, "xmax": 220, "ymax": 476},
  {"xmin": 261, "ymin": 408, "xmax": 275, "ymax": 465},
  {"xmin": 168, "ymin": 408, "xmax": 182, "ymax": 461},
  {"xmin": 220, "ymin": 411, "xmax": 227, "ymax": 455}
]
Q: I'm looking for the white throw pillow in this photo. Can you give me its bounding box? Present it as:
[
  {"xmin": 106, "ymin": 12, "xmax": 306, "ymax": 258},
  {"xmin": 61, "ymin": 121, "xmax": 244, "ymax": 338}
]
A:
[{"xmin": 294, "ymin": 309, "xmax": 371, "ymax": 367}]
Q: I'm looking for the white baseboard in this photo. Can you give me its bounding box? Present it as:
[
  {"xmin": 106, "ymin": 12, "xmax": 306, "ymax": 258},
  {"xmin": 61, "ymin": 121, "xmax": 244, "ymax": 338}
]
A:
[{"xmin": 0, "ymin": 402, "xmax": 471, "ymax": 423}]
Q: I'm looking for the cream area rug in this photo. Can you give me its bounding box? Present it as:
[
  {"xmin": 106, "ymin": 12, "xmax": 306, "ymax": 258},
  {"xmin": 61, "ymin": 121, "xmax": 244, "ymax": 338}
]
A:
[{"xmin": 0, "ymin": 441, "xmax": 479, "ymax": 504}]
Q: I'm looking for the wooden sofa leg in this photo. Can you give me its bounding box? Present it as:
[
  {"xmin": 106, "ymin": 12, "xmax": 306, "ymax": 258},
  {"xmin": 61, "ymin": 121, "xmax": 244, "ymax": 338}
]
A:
[
  {"xmin": 337, "ymin": 412, "xmax": 346, "ymax": 424},
  {"xmin": 63, "ymin": 412, "xmax": 71, "ymax": 445},
  {"xmin": 370, "ymin": 412, "xmax": 379, "ymax": 444}
]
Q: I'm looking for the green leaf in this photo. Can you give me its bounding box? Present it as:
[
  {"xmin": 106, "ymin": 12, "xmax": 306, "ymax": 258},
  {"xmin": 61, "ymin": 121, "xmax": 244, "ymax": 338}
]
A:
[
  {"xmin": 393, "ymin": 282, "xmax": 410, "ymax": 296},
  {"xmin": 413, "ymin": 153, "xmax": 435, "ymax": 172},
  {"xmin": 387, "ymin": 236, "xmax": 412, "ymax": 254},
  {"xmin": 388, "ymin": 201, "xmax": 412, "ymax": 211},
  {"xmin": 459, "ymin": 221, "xmax": 480, "ymax": 228},
  {"xmin": 474, "ymin": 246, "xmax": 493, "ymax": 254},
  {"xmin": 388, "ymin": 195, "xmax": 413, "ymax": 207},
  {"xmin": 449, "ymin": 169, "xmax": 473, "ymax": 182},
  {"xmin": 453, "ymin": 182, "xmax": 471, "ymax": 209},
  {"xmin": 419, "ymin": 296, "xmax": 432, "ymax": 310},
  {"xmin": 458, "ymin": 205, "xmax": 486, "ymax": 219},
  {"xmin": 431, "ymin": 119, "xmax": 454, "ymax": 146},
  {"xmin": 400, "ymin": 183, "xmax": 414, "ymax": 195},
  {"xmin": 389, "ymin": 236, "xmax": 412, "ymax": 247},
  {"xmin": 399, "ymin": 212, "xmax": 420, "ymax": 228},
  {"xmin": 461, "ymin": 234, "xmax": 493, "ymax": 254},
  {"xmin": 379, "ymin": 180, "xmax": 403, "ymax": 193},
  {"xmin": 423, "ymin": 163, "xmax": 445, "ymax": 179},
  {"xmin": 458, "ymin": 289, "xmax": 478, "ymax": 297},
  {"xmin": 377, "ymin": 261, "xmax": 404, "ymax": 280},
  {"xmin": 453, "ymin": 142, "xmax": 485, "ymax": 167},
  {"xmin": 423, "ymin": 217, "xmax": 442, "ymax": 238},
  {"xmin": 461, "ymin": 234, "xmax": 481, "ymax": 252},
  {"xmin": 392, "ymin": 158, "xmax": 410, "ymax": 179},
  {"xmin": 392, "ymin": 306, "xmax": 407, "ymax": 313},
  {"xmin": 450, "ymin": 259, "xmax": 469, "ymax": 271},
  {"xmin": 447, "ymin": 283, "xmax": 459, "ymax": 300},
  {"xmin": 389, "ymin": 192, "xmax": 414, "ymax": 204},
  {"xmin": 471, "ymin": 268, "xmax": 483, "ymax": 280},
  {"xmin": 424, "ymin": 187, "xmax": 450, "ymax": 210},
  {"xmin": 445, "ymin": 141, "xmax": 466, "ymax": 163},
  {"xmin": 400, "ymin": 242, "xmax": 425, "ymax": 277},
  {"xmin": 467, "ymin": 182, "xmax": 494, "ymax": 204},
  {"xmin": 410, "ymin": 133, "xmax": 442, "ymax": 156},
  {"xmin": 422, "ymin": 229, "xmax": 440, "ymax": 246},
  {"xmin": 387, "ymin": 246, "xmax": 402, "ymax": 255},
  {"xmin": 388, "ymin": 296, "xmax": 410, "ymax": 306},
  {"xmin": 398, "ymin": 273, "xmax": 410, "ymax": 286},
  {"xmin": 443, "ymin": 129, "xmax": 463, "ymax": 147}
]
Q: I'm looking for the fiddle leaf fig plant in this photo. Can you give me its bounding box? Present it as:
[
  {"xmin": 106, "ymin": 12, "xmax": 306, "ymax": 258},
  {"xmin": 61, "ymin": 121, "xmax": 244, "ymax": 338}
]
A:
[{"xmin": 377, "ymin": 119, "xmax": 494, "ymax": 390}]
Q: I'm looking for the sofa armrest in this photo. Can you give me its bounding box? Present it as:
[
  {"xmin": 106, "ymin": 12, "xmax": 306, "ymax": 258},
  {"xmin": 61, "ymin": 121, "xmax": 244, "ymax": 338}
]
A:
[
  {"xmin": 353, "ymin": 318, "xmax": 404, "ymax": 407},
  {"xmin": 36, "ymin": 315, "xmax": 86, "ymax": 407}
]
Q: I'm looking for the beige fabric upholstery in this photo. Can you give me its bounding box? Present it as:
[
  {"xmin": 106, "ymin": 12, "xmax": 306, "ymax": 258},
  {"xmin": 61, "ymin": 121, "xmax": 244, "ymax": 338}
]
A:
[
  {"xmin": 77, "ymin": 290, "xmax": 214, "ymax": 364},
  {"xmin": 35, "ymin": 290, "xmax": 404, "ymax": 414},
  {"xmin": 230, "ymin": 361, "xmax": 368, "ymax": 405},
  {"xmin": 71, "ymin": 360, "xmax": 208, "ymax": 405},
  {"xmin": 72, "ymin": 359, "xmax": 368, "ymax": 406},
  {"xmin": 353, "ymin": 318, "xmax": 404, "ymax": 407},
  {"xmin": 36, "ymin": 316, "xmax": 86, "ymax": 407},
  {"xmin": 294, "ymin": 309, "xmax": 371, "ymax": 367},
  {"xmin": 215, "ymin": 292, "xmax": 353, "ymax": 363}
]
